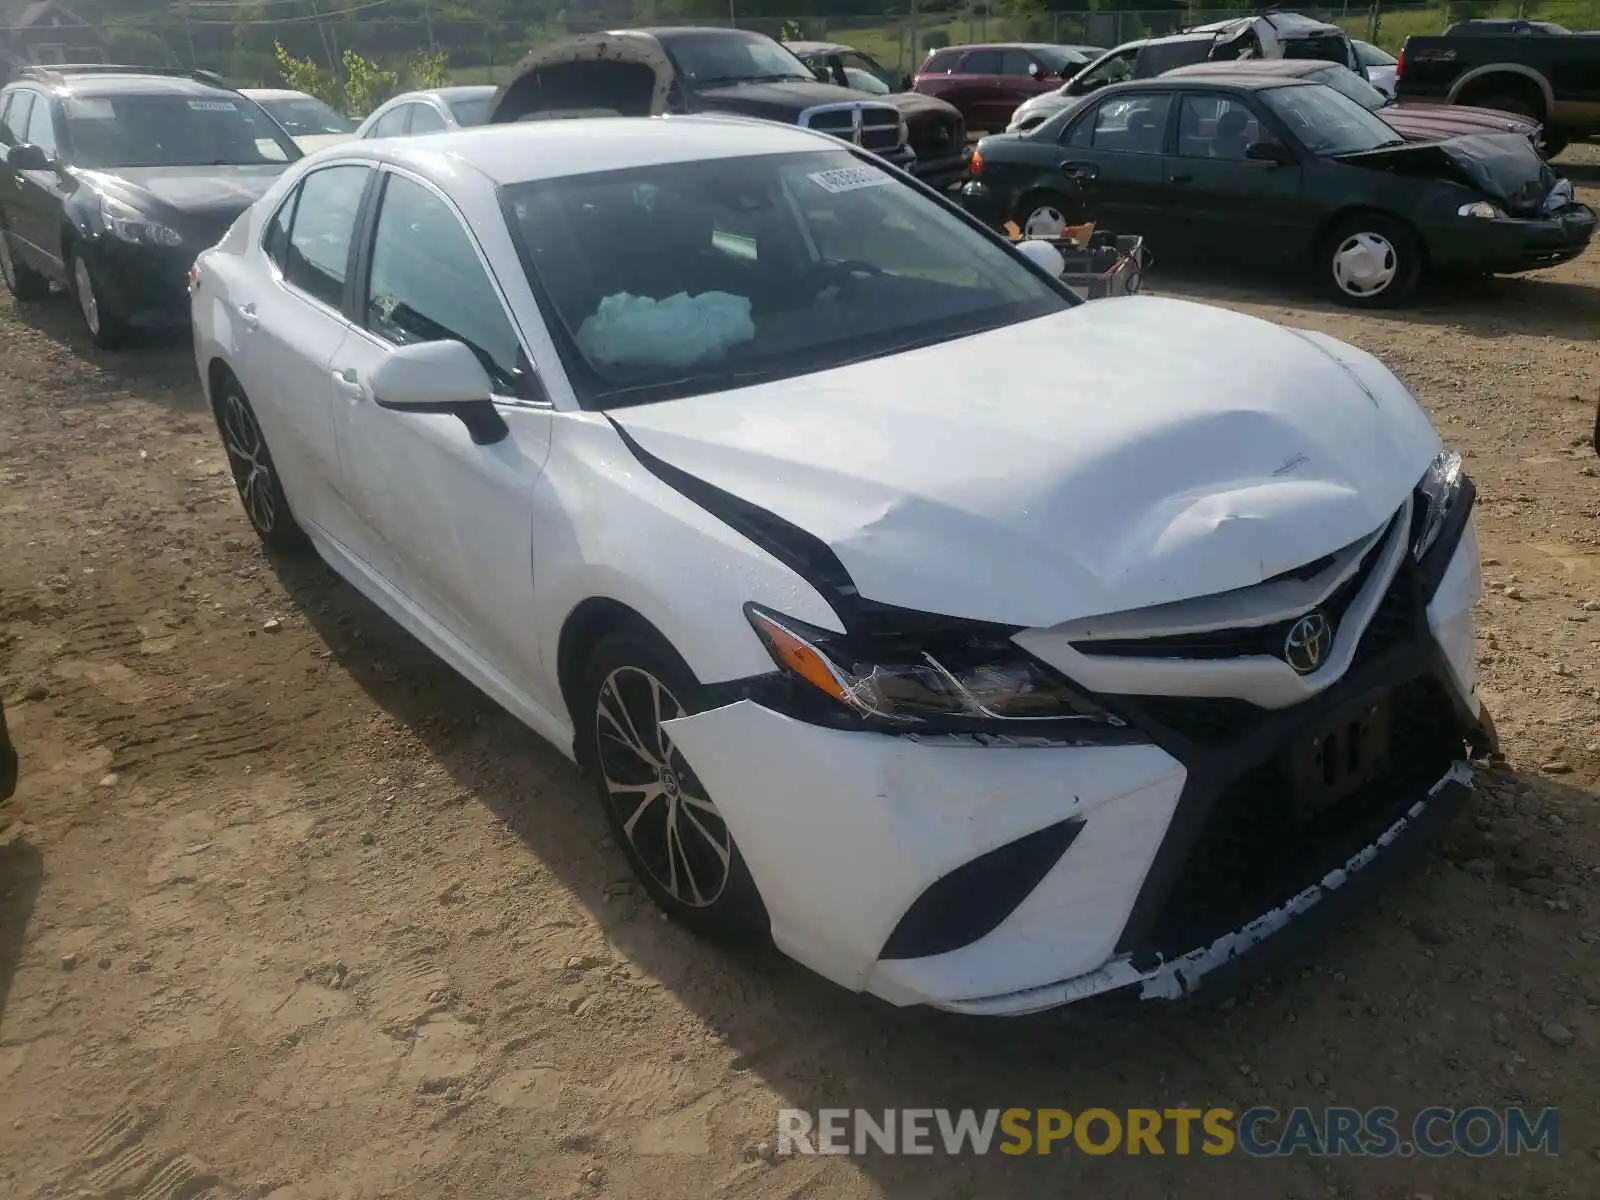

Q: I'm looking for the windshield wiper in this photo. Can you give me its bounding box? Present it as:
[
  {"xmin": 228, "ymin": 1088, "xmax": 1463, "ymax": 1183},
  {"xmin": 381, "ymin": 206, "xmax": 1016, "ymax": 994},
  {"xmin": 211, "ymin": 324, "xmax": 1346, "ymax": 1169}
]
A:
[{"xmin": 597, "ymin": 365, "xmax": 792, "ymax": 407}]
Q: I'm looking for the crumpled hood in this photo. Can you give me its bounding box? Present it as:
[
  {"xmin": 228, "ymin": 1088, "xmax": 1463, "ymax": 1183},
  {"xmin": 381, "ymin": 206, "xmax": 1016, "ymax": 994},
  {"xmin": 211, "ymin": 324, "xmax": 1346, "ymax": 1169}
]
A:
[
  {"xmin": 83, "ymin": 165, "xmax": 288, "ymax": 220},
  {"xmin": 610, "ymin": 297, "xmax": 1442, "ymax": 628},
  {"xmin": 1336, "ymin": 132, "xmax": 1554, "ymax": 213}
]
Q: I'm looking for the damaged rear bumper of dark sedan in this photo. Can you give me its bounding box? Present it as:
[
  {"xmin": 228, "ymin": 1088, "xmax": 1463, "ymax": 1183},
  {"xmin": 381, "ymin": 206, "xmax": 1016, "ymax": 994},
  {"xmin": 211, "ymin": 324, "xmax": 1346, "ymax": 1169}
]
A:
[{"xmin": 1429, "ymin": 202, "xmax": 1597, "ymax": 274}]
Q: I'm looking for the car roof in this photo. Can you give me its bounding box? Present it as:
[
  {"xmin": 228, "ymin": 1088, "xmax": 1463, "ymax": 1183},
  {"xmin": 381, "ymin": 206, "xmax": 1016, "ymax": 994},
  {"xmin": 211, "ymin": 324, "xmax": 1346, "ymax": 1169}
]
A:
[
  {"xmin": 1165, "ymin": 58, "xmax": 1338, "ymax": 79},
  {"xmin": 385, "ymin": 85, "xmax": 497, "ymax": 104},
  {"xmin": 333, "ymin": 115, "xmax": 844, "ymax": 187},
  {"xmin": 949, "ymin": 42, "xmax": 1089, "ymax": 52},
  {"xmin": 37, "ymin": 73, "xmax": 238, "ymax": 98},
  {"xmin": 1097, "ymin": 74, "xmax": 1312, "ymax": 96},
  {"xmin": 239, "ymin": 87, "xmax": 310, "ymax": 100}
]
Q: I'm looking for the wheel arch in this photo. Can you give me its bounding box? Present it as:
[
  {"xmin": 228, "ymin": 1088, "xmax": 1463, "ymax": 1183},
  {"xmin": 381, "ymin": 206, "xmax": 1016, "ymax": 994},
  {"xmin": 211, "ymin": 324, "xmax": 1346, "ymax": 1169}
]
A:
[
  {"xmin": 1313, "ymin": 206, "xmax": 1429, "ymax": 269},
  {"xmin": 1447, "ymin": 65, "xmax": 1552, "ymax": 118},
  {"xmin": 556, "ymin": 596, "xmax": 675, "ymax": 742}
]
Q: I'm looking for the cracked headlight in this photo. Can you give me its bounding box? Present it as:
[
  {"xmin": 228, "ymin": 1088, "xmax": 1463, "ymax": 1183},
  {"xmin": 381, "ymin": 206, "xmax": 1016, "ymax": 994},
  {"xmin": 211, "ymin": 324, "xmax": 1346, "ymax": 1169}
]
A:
[
  {"xmin": 99, "ymin": 195, "xmax": 183, "ymax": 247},
  {"xmin": 745, "ymin": 604, "xmax": 1125, "ymax": 729},
  {"xmin": 1413, "ymin": 449, "xmax": 1464, "ymax": 561},
  {"xmin": 1457, "ymin": 201, "xmax": 1504, "ymax": 219}
]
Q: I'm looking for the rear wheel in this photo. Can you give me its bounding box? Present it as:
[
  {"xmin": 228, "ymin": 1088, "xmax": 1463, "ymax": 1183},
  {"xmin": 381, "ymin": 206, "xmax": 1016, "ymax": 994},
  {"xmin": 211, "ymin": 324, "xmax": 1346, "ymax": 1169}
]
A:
[
  {"xmin": 0, "ymin": 221, "xmax": 51, "ymax": 302},
  {"xmin": 68, "ymin": 250, "xmax": 129, "ymax": 349},
  {"xmin": 575, "ymin": 626, "xmax": 769, "ymax": 944},
  {"xmin": 213, "ymin": 372, "xmax": 311, "ymax": 554},
  {"xmin": 1321, "ymin": 214, "xmax": 1421, "ymax": 309}
]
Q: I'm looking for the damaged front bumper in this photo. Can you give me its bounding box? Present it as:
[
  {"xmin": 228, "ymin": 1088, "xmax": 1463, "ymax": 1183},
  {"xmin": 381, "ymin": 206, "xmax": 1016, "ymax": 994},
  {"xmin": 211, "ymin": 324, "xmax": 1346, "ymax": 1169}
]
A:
[{"xmin": 1429, "ymin": 201, "xmax": 1597, "ymax": 273}]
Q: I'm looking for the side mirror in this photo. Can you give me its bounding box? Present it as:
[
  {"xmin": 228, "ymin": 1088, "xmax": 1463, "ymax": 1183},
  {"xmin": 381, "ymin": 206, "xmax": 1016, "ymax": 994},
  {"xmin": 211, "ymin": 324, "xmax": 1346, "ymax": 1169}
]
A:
[
  {"xmin": 1015, "ymin": 238, "xmax": 1065, "ymax": 277},
  {"xmin": 369, "ymin": 339, "xmax": 509, "ymax": 446},
  {"xmin": 1245, "ymin": 140, "xmax": 1296, "ymax": 166},
  {"xmin": 6, "ymin": 143, "xmax": 52, "ymax": 171}
]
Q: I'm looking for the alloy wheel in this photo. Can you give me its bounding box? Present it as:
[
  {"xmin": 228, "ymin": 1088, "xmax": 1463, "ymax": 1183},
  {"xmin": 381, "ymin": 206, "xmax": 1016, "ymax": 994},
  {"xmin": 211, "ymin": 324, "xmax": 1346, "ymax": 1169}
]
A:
[
  {"xmin": 220, "ymin": 390, "xmax": 278, "ymax": 535},
  {"xmin": 73, "ymin": 256, "xmax": 100, "ymax": 336},
  {"xmin": 594, "ymin": 665, "xmax": 732, "ymax": 908},
  {"xmin": 1331, "ymin": 232, "xmax": 1397, "ymax": 299}
]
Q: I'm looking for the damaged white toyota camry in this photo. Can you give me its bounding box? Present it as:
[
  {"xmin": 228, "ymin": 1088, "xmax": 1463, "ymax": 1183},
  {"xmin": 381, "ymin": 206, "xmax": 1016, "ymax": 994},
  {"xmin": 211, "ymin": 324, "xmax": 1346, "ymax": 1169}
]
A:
[{"xmin": 191, "ymin": 115, "xmax": 1492, "ymax": 1015}]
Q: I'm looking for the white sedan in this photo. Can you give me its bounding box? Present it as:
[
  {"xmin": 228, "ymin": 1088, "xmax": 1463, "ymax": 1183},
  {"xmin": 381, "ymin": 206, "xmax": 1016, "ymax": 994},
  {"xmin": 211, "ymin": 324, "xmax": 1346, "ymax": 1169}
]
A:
[{"xmin": 190, "ymin": 116, "xmax": 1490, "ymax": 1015}]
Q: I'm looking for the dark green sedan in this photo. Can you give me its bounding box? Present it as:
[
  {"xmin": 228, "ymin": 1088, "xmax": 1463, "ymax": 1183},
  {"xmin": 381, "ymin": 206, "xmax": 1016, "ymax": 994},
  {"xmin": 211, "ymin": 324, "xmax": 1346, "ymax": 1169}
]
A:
[{"xmin": 960, "ymin": 75, "xmax": 1594, "ymax": 306}]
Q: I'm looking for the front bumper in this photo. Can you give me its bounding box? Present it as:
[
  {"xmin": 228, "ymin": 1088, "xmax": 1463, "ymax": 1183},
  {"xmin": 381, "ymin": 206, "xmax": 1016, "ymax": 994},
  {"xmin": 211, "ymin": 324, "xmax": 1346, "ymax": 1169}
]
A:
[
  {"xmin": 1427, "ymin": 202, "xmax": 1596, "ymax": 273},
  {"xmin": 663, "ymin": 513, "xmax": 1486, "ymax": 1015},
  {"xmin": 81, "ymin": 235, "xmax": 198, "ymax": 327}
]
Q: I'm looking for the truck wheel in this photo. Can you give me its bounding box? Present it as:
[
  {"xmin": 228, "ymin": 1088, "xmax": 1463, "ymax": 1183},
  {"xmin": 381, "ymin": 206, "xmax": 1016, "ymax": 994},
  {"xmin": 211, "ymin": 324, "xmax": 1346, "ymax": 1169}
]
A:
[{"xmin": 0, "ymin": 220, "xmax": 51, "ymax": 302}]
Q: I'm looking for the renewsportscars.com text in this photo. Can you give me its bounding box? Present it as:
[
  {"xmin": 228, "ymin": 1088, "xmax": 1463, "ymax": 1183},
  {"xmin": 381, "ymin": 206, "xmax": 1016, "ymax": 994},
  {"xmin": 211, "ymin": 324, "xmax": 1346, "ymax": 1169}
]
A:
[{"xmin": 776, "ymin": 1106, "xmax": 1558, "ymax": 1158}]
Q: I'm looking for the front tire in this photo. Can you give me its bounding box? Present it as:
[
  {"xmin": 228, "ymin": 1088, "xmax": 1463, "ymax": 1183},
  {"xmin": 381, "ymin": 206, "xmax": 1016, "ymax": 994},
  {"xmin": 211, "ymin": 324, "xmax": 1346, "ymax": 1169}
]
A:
[
  {"xmin": 575, "ymin": 627, "xmax": 769, "ymax": 944},
  {"xmin": 68, "ymin": 250, "xmax": 129, "ymax": 349},
  {"xmin": 212, "ymin": 372, "xmax": 311, "ymax": 554},
  {"xmin": 1321, "ymin": 214, "xmax": 1421, "ymax": 308},
  {"xmin": 0, "ymin": 221, "xmax": 51, "ymax": 302}
]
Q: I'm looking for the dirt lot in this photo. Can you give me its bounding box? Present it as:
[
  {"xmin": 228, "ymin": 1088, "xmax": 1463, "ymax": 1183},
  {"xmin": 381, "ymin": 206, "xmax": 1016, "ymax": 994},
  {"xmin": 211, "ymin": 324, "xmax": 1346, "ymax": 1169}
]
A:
[{"xmin": 2, "ymin": 153, "xmax": 1598, "ymax": 1200}]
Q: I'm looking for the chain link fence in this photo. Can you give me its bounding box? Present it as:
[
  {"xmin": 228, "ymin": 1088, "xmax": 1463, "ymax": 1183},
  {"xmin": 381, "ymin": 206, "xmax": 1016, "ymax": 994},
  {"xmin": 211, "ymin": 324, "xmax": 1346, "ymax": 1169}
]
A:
[{"xmin": 8, "ymin": 2, "xmax": 1599, "ymax": 107}]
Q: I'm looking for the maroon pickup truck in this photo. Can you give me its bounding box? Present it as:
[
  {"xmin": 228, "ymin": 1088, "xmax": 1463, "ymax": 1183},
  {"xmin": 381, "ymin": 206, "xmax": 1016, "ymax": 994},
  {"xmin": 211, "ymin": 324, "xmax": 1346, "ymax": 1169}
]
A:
[{"xmin": 913, "ymin": 42, "xmax": 1101, "ymax": 132}]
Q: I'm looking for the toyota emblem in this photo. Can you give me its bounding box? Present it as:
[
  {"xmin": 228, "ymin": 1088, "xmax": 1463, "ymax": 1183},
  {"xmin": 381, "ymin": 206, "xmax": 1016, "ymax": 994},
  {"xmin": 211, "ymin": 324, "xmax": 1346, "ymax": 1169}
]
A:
[{"xmin": 1284, "ymin": 611, "xmax": 1334, "ymax": 676}]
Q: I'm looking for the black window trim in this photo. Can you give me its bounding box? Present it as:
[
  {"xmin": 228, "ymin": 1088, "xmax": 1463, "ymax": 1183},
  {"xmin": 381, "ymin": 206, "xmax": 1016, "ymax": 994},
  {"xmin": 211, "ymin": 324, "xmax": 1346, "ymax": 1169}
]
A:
[
  {"xmin": 23, "ymin": 89, "xmax": 61, "ymax": 158},
  {"xmin": 347, "ymin": 163, "xmax": 549, "ymax": 408},
  {"xmin": 259, "ymin": 160, "xmax": 380, "ymax": 322},
  {"xmin": 2, "ymin": 88, "xmax": 37, "ymax": 146}
]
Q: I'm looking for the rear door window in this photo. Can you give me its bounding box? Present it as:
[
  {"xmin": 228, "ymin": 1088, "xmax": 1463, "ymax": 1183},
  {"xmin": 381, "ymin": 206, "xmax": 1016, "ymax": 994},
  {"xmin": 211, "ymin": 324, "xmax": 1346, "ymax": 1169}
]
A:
[
  {"xmin": 280, "ymin": 164, "xmax": 372, "ymax": 309},
  {"xmin": 1083, "ymin": 92, "xmax": 1173, "ymax": 154},
  {"xmin": 25, "ymin": 95, "xmax": 59, "ymax": 157},
  {"xmin": 962, "ymin": 50, "xmax": 1003, "ymax": 75},
  {"xmin": 3, "ymin": 92, "xmax": 35, "ymax": 145}
]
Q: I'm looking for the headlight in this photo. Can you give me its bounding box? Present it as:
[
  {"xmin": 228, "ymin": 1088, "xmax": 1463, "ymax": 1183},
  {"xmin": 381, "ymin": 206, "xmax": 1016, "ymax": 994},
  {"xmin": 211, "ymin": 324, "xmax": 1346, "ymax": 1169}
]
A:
[
  {"xmin": 1413, "ymin": 449, "xmax": 1463, "ymax": 561},
  {"xmin": 745, "ymin": 604, "xmax": 1125, "ymax": 729},
  {"xmin": 1457, "ymin": 201, "xmax": 1504, "ymax": 219},
  {"xmin": 98, "ymin": 195, "xmax": 183, "ymax": 247}
]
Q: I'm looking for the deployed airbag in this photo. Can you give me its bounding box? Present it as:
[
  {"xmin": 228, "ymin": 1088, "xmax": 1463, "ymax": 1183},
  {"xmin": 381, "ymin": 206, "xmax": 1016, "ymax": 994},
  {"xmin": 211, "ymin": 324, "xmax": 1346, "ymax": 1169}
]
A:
[{"xmin": 576, "ymin": 291, "xmax": 756, "ymax": 369}]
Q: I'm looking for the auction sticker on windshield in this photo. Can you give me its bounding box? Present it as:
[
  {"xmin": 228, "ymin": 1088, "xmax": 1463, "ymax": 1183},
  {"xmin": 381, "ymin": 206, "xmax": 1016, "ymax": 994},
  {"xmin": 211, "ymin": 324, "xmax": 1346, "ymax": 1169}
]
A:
[
  {"xmin": 809, "ymin": 166, "xmax": 892, "ymax": 194},
  {"xmin": 187, "ymin": 99, "xmax": 238, "ymax": 112}
]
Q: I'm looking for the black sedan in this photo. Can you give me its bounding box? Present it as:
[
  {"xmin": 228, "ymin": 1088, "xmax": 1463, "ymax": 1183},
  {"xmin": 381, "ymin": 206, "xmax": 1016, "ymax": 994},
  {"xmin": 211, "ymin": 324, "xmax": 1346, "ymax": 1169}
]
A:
[{"xmin": 960, "ymin": 75, "xmax": 1595, "ymax": 306}]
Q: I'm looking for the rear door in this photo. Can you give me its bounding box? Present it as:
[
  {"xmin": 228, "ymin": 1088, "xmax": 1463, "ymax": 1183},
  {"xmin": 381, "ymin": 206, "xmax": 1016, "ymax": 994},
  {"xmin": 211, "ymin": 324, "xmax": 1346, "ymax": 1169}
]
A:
[
  {"xmin": 1057, "ymin": 89, "xmax": 1176, "ymax": 239},
  {"xmin": 230, "ymin": 162, "xmax": 376, "ymax": 554},
  {"xmin": 955, "ymin": 49, "xmax": 1007, "ymax": 130},
  {"xmin": 1163, "ymin": 91, "xmax": 1309, "ymax": 264}
]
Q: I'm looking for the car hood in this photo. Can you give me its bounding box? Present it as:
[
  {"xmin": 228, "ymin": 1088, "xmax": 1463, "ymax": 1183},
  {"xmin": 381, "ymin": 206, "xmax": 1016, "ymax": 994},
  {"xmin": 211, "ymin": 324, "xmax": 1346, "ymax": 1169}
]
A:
[
  {"xmin": 82, "ymin": 165, "xmax": 288, "ymax": 222},
  {"xmin": 1380, "ymin": 101, "xmax": 1539, "ymax": 142},
  {"xmin": 1336, "ymin": 132, "xmax": 1555, "ymax": 214},
  {"xmin": 294, "ymin": 131, "xmax": 357, "ymax": 153},
  {"xmin": 1011, "ymin": 89, "xmax": 1075, "ymax": 124},
  {"xmin": 694, "ymin": 79, "xmax": 896, "ymax": 116},
  {"xmin": 883, "ymin": 89, "xmax": 963, "ymax": 123},
  {"xmin": 609, "ymin": 297, "xmax": 1441, "ymax": 628}
]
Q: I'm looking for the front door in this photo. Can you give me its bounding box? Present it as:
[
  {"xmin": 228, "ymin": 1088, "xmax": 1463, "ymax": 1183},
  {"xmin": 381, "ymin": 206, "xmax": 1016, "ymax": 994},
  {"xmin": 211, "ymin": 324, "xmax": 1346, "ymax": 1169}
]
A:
[
  {"xmin": 1164, "ymin": 92, "xmax": 1309, "ymax": 264},
  {"xmin": 954, "ymin": 49, "xmax": 1007, "ymax": 131},
  {"xmin": 330, "ymin": 167, "xmax": 553, "ymax": 687}
]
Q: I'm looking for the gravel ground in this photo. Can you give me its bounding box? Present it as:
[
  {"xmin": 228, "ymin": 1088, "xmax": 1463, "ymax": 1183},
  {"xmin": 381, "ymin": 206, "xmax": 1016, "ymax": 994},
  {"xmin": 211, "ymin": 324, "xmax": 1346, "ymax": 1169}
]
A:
[{"xmin": 1, "ymin": 149, "xmax": 1598, "ymax": 1200}]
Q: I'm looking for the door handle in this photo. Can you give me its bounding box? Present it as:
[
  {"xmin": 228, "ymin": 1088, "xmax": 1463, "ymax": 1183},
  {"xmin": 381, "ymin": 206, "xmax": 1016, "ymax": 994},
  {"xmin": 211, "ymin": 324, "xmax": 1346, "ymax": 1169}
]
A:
[
  {"xmin": 1169, "ymin": 172, "xmax": 1194, "ymax": 184},
  {"xmin": 330, "ymin": 366, "xmax": 365, "ymax": 401},
  {"xmin": 1058, "ymin": 161, "xmax": 1098, "ymax": 181},
  {"xmin": 236, "ymin": 302, "xmax": 260, "ymax": 331}
]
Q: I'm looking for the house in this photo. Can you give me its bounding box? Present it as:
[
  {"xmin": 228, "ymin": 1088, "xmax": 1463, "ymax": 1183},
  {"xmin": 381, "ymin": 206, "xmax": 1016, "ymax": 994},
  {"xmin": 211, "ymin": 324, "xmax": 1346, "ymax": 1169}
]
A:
[{"xmin": 1, "ymin": 0, "xmax": 108, "ymax": 78}]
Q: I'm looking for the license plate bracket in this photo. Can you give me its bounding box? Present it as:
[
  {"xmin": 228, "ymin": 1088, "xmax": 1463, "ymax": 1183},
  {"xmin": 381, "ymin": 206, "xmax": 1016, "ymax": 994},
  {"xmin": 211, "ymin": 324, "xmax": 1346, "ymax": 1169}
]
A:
[{"xmin": 1282, "ymin": 693, "xmax": 1392, "ymax": 823}]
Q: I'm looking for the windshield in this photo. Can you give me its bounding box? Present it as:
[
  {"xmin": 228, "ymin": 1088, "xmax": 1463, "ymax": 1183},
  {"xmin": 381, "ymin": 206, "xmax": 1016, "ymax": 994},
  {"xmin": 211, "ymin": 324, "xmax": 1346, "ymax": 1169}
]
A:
[
  {"xmin": 1261, "ymin": 82, "xmax": 1403, "ymax": 155},
  {"xmin": 663, "ymin": 31, "xmax": 815, "ymax": 86},
  {"xmin": 446, "ymin": 94, "xmax": 493, "ymax": 126},
  {"xmin": 839, "ymin": 51, "xmax": 894, "ymax": 93},
  {"xmin": 500, "ymin": 149, "xmax": 1071, "ymax": 409},
  {"xmin": 1354, "ymin": 40, "xmax": 1397, "ymax": 67},
  {"xmin": 63, "ymin": 92, "xmax": 301, "ymax": 168},
  {"xmin": 257, "ymin": 95, "xmax": 355, "ymax": 135},
  {"xmin": 1308, "ymin": 64, "xmax": 1389, "ymax": 111}
]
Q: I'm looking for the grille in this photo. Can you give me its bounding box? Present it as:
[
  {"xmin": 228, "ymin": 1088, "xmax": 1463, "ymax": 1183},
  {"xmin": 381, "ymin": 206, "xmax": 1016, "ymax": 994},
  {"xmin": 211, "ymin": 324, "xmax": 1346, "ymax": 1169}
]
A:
[
  {"xmin": 908, "ymin": 113, "xmax": 961, "ymax": 158},
  {"xmin": 802, "ymin": 103, "xmax": 903, "ymax": 152},
  {"xmin": 1135, "ymin": 674, "xmax": 1464, "ymax": 960},
  {"xmin": 1074, "ymin": 519, "xmax": 1393, "ymax": 663}
]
